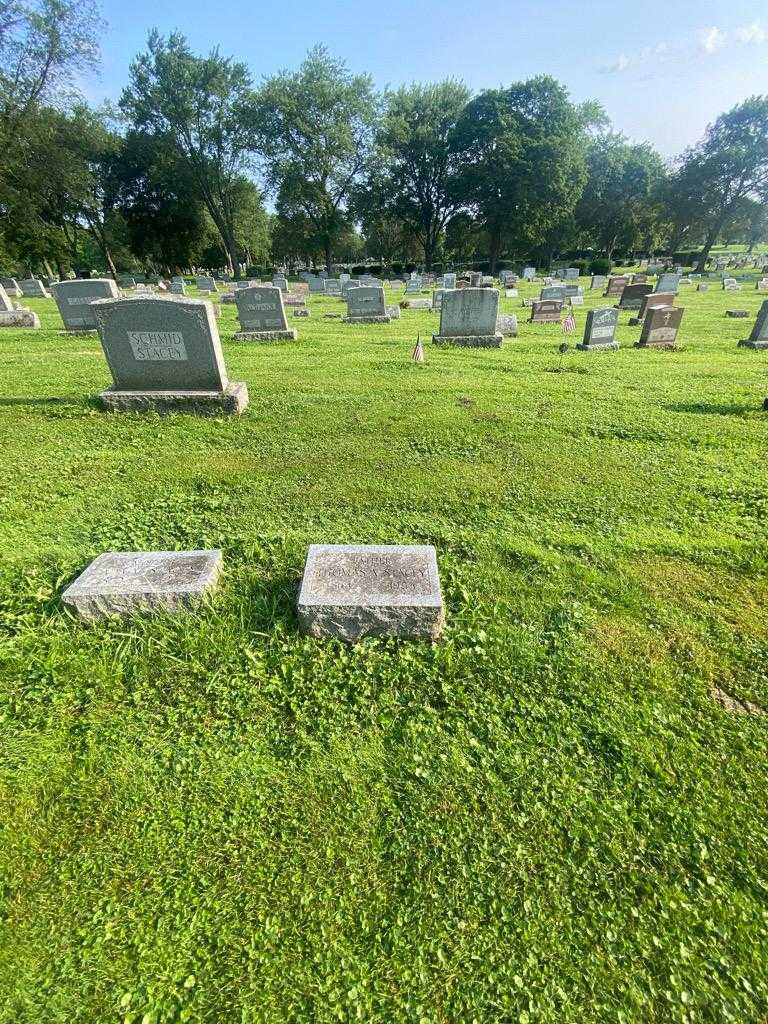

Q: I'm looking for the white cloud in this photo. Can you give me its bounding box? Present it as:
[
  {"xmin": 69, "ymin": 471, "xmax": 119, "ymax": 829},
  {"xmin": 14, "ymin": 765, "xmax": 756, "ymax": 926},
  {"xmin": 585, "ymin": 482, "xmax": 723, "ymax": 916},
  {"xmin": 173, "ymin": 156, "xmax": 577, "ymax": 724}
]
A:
[
  {"xmin": 601, "ymin": 20, "xmax": 767, "ymax": 74},
  {"xmin": 736, "ymin": 21, "xmax": 767, "ymax": 44},
  {"xmin": 698, "ymin": 26, "xmax": 727, "ymax": 54}
]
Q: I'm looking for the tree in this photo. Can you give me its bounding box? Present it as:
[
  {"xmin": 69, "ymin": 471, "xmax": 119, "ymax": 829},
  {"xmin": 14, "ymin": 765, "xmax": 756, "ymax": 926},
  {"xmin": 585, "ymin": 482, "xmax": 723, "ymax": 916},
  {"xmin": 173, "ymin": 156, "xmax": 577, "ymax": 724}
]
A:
[
  {"xmin": 254, "ymin": 46, "xmax": 377, "ymax": 271},
  {"xmin": 0, "ymin": 0, "xmax": 102, "ymax": 150},
  {"xmin": 120, "ymin": 31, "xmax": 260, "ymax": 277},
  {"xmin": 454, "ymin": 77, "xmax": 603, "ymax": 273},
  {"xmin": 371, "ymin": 80, "xmax": 470, "ymax": 270},
  {"xmin": 674, "ymin": 97, "xmax": 768, "ymax": 272},
  {"xmin": 574, "ymin": 132, "xmax": 666, "ymax": 264}
]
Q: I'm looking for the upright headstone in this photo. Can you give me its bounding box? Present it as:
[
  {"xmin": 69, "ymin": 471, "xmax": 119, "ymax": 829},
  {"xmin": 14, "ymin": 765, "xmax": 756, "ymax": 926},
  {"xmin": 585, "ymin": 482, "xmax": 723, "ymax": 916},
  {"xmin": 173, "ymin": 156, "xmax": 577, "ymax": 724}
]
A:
[
  {"xmin": 20, "ymin": 278, "xmax": 50, "ymax": 299},
  {"xmin": 308, "ymin": 276, "xmax": 326, "ymax": 294},
  {"xmin": 616, "ymin": 283, "xmax": 653, "ymax": 310},
  {"xmin": 565, "ymin": 267, "xmax": 579, "ymax": 280},
  {"xmin": 196, "ymin": 276, "xmax": 217, "ymax": 293},
  {"xmin": 577, "ymin": 308, "xmax": 619, "ymax": 351},
  {"xmin": 655, "ymin": 273, "xmax": 681, "ymax": 295},
  {"xmin": 541, "ymin": 285, "xmax": 567, "ymax": 302},
  {"xmin": 343, "ymin": 285, "xmax": 390, "ymax": 323},
  {"xmin": 722, "ymin": 277, "xmax": 741, "ymax": 292},
  {"xmin": 272, "ymin": 273, "xmax": 288, "ymax": 292},
  {"xmin": 405, "ymin": 277, "xmax": 423, "ymax": 294},
  {"xmin": 432, "ymin": 287, "xmax": 502, "ymax": 347},
  {"xmin": 234, "ymin": 285, "xmax": 296, "ymax": 341},
  {"xmin": 529, "ymin": 299, "xmax": 563, "ymax": 324},
  {"xmin": 635, "ymin": 306, "xmax": 684, "ymax": 349},
  {"xmin": 605, "ymin": 276, "xmax": 629, "ymax": 298},
  {"xmin": 1, "ymin": 277, "xmax": 22, "ymax": 297},
  {"xmin": 629, "ymin": 292, "xmax": 675, "ymax": 326},
  {"xmin": 52, "ymin": 278, "xmax": 120, "ymax": 332},
  {"xmin": 523, "ymin": 266, "xmax": 536, "ymax": 281},
  {"xmin": 469, "ymin": 271, "xmax": 483, "ymax": 287},
  {"xmin": 297, "ymin": 543, "xmax": 444, "ymax": 641},
  {"xmin": 432, "ymin": 289, "xmax": 446, "ymax": 310},
  {"xmin": 92, "ymin": 296, "xmax": 248, "ymax": 414},
  {"xmin": 443, "ymin": 273, "xmax": 457, "ymax": 289},
  {"xmin": 0, "ymin": 283, "xmax": 39, "ymax": 328},
  {"xmin": 170, "ymin": 279, "xmax": 186, "ymax": 295},
  {"xmin": 737, "ymin": 300, "xmax": 768, "ymax": 349},
  {"xmin": 590, "ymin": 275, "xmax": 608, "ymax": 290},
  {"xmin": 325, "ymin": 279, "xmax": 343, "ymax": 297}
]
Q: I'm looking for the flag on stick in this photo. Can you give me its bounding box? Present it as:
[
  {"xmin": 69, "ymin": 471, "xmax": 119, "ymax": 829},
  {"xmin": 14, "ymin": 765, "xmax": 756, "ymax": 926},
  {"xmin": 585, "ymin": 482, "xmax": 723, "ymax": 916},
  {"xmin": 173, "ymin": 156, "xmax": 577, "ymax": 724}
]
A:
[
  {"xmin": 412, "ymin": 335, "xmax": 425, "ymax": 362},
  {"xmin": 562, "ymin": 312, "xmax": 576, "ymax": 333}
]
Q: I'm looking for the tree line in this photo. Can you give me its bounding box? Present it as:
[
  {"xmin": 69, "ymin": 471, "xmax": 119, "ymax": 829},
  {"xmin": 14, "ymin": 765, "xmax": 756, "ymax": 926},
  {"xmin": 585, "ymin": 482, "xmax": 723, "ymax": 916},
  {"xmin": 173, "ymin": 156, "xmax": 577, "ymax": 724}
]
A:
[{"xmin": 2, "ymin": 0, "xmax": 768, "ymax": 281}]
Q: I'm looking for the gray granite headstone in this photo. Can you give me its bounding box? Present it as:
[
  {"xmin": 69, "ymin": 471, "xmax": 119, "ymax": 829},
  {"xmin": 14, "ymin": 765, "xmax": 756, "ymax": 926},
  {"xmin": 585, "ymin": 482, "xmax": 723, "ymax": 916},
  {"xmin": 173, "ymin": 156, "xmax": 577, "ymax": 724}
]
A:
[
  {"xmin": 541, "ymin": 285, "xmax": 567, "ymax": 301},
  {"xmin": 196, "ymin": 276, "xmax": 217, "ymax": 293},
  {"xmin": 20, "ymin": 278, "xmax": 50, "ymax": 298},
  {"xmin": 297, "ymin": 544, "xmax": 444, "ymax": 641},
  {"xmin": 1, "ymin": 277, "xmax": 22, "ymax": 297},
  {"xmin": 738, "ymin": 300, "xmax": 768, "ymax": 349},
  {"xmin": 605, "ymin": 276, "xmax": 629, "ymax": 298},
  {"xmin": 655, "ymin": 273, "xmax": 681, "ymax": 294},
  {"xmin": 308, "ymin": 276, "xmax": 326, "ymax": 293},
  {"xmin": 577, "ymin": 308, "xmax": 619, "ymax": 350},
  {"xmin": 272, "ymin": 274, "xmax": 288, "ymax": 292},
  {"xmin": 62, "ymin": 549, "xmax": 223, "ymax": 619},
  {"xmin": 432, "ymin": 289, "xmax": 446, "ymax": 310},
  {"xmin": 523, "ymin": 266, "xmax": 536, "ymax": 281},
  {"xmin": 0, "ymin": 284, "xmax": 13, "ymax": 313},
  {"xmin": 629, "ymin": 292, "xmax": 675, "ymax": 325},
  {"xmin": 234, "ymin": 285, "xmax": 296, "ymax": 340},
  {"xmin": 496, "ymin": 313, "xmax": 518, "ymax": 337},
  {"xmin": 52, "ymin": 278, "xmax": 120, "ymax": 331},
  {"xmin": 433, "ymin": 287, "xmax": 501, "ymax": 347},
  {"xmin": 170, "ymin": 279, "xmax": 186, "ymax": 295},
  {"xmin": 565, "ymin": 267, "xmax": 579, "ymax": 279},
  {"xmin": 443, "ymin": 273, "xmax": 457, "ymax": 289},
  {"xmin": 616, "ymin": 283, "xmax": 653, "ymax": 310},
  {"xmin": 344, "ymin": 286, "xmax": 390, "ymax": 323},
  {"xmin": 635, "ymin": 306, "xmax": 683, "ymax": 348},
  {"xmin": 590, "ymin": 275, "xmax": 607, "ymax": 290},
  {"xmin": 91, "ymin": 296, "xmax": 247, "ymax": 414}
]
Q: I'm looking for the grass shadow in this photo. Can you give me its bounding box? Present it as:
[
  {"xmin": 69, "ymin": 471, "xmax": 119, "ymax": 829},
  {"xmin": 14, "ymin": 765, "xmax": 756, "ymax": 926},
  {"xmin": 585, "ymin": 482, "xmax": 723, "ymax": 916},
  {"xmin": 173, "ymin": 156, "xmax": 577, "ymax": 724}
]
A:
[{"xmin": 665, "ymin": 401, "xmax": 752, "ymax": 417}]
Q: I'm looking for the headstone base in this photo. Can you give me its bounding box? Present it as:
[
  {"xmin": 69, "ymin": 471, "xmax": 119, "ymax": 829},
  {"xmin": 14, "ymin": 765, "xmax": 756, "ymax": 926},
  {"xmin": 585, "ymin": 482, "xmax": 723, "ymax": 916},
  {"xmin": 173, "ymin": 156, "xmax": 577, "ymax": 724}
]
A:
[
  {"xmin": 220, "ymin": 293, "xmax": 236, "ymax": 304},
  {"xmin": 0, "ymin": 309, "xmax": 40, "ymax": 328},
  {"xmin": 58, "ymin": 328, "xmax": 98, "ymax": 336},
  {"xmin": 628, "ymin": 317, "xmax": 642, "ymax": 327},
  {"xmin": 62, "ymin": 549, "xmax": 222, "ymax": 619},
  {"xmin": 99, "ymin": 382, "xmax": 249, "ymax": 415},
  {"xmin": 737, "ymin": 339, "xmax": 768, "ymax": 350},
  {"xmin": 726, "ymin": 310, "xmax": 749, "ymax": 318},
  {"xmin": 576, "ymin": 341, "xmax": 620, "ymax": 351},
  {"xmin": 342, "ymin": 315, "xmax": 391, "ymax": 324},
  {"xmin": 615, "ymin": 302, "xmax": 643, "ymax": 311},
  {"xmin": 432, "ymin": 334, "xmax": 503, "ymax": 348},
  {"xmin": 232, "ymin": 329, "xmax": 297, "ymax": 341},
  {"xmin": 633, "ymin": 341, "xmax": 677, "ymax": 350}
]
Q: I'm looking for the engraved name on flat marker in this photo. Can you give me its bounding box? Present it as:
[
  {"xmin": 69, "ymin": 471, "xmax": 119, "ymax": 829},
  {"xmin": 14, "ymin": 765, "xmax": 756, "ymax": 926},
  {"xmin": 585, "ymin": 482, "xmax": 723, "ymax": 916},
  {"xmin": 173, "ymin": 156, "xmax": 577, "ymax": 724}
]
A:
[{"xmin": 127, "ymin": 331, "xmax": 188, "ymax": 361}]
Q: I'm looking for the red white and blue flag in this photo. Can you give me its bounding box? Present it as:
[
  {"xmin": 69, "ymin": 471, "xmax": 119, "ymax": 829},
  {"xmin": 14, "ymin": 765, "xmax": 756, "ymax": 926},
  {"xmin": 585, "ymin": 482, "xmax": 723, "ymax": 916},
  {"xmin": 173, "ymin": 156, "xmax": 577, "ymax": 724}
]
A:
[
  {"xmin": 562, "ymin": 312, "xmax": 576, "ymax": 333},
  {"xmin": 412, "ymin": 335, "xmax": 425, "ymax": 362}
]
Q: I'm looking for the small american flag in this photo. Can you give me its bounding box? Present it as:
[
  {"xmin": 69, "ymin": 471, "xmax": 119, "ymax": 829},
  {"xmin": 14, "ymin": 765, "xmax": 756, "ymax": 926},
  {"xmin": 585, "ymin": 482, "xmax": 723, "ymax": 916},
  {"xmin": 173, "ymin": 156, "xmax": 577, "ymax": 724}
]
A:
[
  {"xmin": 412, "ymin": 335, "xmax": 425, "ymax": 362},
  {"xmin": 562, "ymin": 312, "xmax": 576, "ymax": 333}
]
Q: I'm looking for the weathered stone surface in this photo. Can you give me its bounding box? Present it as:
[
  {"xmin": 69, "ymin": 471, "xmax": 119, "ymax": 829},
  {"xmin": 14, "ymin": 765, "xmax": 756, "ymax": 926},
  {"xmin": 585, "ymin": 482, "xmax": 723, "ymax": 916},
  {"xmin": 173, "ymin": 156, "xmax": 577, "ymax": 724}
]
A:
[
  {"xmin": 52, "ymin": 278, "xmax": 120, "ymax": 331},
  {"xmin": 604, "ymin": 276, "xmax": 629, "ymax": 298},
  {"xmin": 655, "ymin": 273, "xmax": 681, "ymax": 294},
  {"xmin": 293, "ymin": 308, "xmax": 311, "ymax": 318},
  {"xmin": 344, "ymin": 285, "xmax": 390, "ymax": 323},
  {"xmin": 616, "ymin": 283, "xmax": 653, "ymax": 310},
  {"xmin": 403, "ymin": 298, "xmax": 432, "ymax": 309},
  {"xmin": 100, "ymin": 382, "xmax": 249, "ymax": 415},
  {"xmin": 577, "ymin": 308, "xmax": 619, "ymax": 350},
  {"xmin": 726, "ymin": 309, "xmax": 749, "ymax": 318},
  {"xmin": 529, "ymin": 299, "xmax": 563, "ymax": 323},
  {"xmin": 196, "ymin": 276, "xmax": 217, "ymax": 292},
  {"xmin": 234, "ymin": 285, "xmax": 295, "ymax": 340},
  {"xmin": 433, "ymin": 287, "xmax": 499, "ymax": 344},
  {"xmin": 62, "ymin": 549, "xmax": 223, "ymax": 619},
  {"xmin": 386, "ymin": 305, "xmax": 401, "ymax": 320},
  {"xmin": 297, "ymin": 544, "xmax": 444, "ymax": 641},
  {"xmin": 738, "ymin": 300, "xmax": 768, "ymax": 349},
  {"xmin": 0, "ymin": 308, "xmax": 40, "ymax": 328},
  {"xmin": 19, "ymin": 278, "xmax": 50, "ymax": 298},
  {"xmin": 496, "ymin": 314, "xmax": 518, "ymax": 337},
  {"xmin": 0, "ymin": 277, "xmax": 22, "ymax": 297},
  {"xmin": 635, "ymin": 306, "xmax": 683, "ymax": 348},
  {"xmin": 0, "ymin": 284, "xmax": 13, "ymax": 312}
]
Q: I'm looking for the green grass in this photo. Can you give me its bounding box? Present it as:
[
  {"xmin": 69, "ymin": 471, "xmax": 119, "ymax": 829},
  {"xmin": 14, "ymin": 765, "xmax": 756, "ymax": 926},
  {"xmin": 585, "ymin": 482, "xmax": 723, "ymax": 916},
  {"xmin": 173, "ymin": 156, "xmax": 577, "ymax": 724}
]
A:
[{"xmin": 0, "ymin": 275, "xmax": 767, "ymax": 1023}]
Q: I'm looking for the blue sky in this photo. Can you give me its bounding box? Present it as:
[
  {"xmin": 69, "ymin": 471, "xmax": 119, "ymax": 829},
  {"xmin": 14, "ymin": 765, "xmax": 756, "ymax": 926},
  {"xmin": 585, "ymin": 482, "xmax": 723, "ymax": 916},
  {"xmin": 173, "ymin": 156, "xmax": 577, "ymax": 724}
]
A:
[{"xmin": 89, "ymin": 0, "xmax": 768, "ymax": 159}]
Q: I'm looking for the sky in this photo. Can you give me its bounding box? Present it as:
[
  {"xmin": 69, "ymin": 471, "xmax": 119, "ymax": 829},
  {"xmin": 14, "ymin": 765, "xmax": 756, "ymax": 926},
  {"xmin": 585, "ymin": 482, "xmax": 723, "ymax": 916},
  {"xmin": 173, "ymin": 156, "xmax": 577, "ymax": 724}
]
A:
[{"xmin": 87, "ymin": 0, "xmax": 768, "ymax": 160}]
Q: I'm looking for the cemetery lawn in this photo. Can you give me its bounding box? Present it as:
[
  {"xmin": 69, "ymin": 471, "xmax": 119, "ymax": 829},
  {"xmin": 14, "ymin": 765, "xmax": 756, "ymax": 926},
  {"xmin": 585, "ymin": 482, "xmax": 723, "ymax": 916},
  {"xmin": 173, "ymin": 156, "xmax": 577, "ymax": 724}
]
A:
[{"xmin": 1, "ymin": 281, "xmax": 768, "ymax": 1024}]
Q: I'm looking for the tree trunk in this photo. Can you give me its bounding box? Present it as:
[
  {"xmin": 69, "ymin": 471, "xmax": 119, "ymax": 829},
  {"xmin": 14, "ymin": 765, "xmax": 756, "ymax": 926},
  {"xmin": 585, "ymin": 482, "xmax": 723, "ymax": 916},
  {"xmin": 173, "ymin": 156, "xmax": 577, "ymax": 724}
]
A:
[
  {"xmin": 43, "ymin": 258, "xmax": 56, "ymax": 281},
  {"xmin": 324, "ymin": 239, "xmax": 332, "ymax": 273},
  {"xmin": 695, "ymin": 217, "xmax": 725, "ymax": 273}
]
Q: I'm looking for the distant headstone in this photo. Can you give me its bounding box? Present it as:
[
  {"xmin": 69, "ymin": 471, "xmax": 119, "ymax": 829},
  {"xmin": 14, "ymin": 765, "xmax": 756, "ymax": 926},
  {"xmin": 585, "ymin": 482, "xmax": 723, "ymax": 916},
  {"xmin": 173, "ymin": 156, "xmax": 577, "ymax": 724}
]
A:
[
  {"xmin": 605, "ymin": 276, "xmax": 629, "ymax": 298},
  {"xmin": 469, "ymin": 272, "xmax": 483, "ymax": 287},
  {"xmin": 565, "ymin": 267, "xmax": 579, "ymax": 280},
  {"xmin": 0, "ymin": 284, "xmax": 39, "ymax": 327},
  {"xmin": 297, "ymin": 544, "xmax": 444, "ymax": 641},
  {"xmin": 590, "ymin": 275, "xmax": 608, "ymax": 290},
  {"xmin": 569, "ymin": 295, "xmax": 584, "ymax": 306},
  {"xmin": 19, "ymin": 278, "xmax": 50, "ymax": 299},
  {"xmin": 443, "ymin": 273, "xmax": 457, "ymax": 289},
  {"xmin": 635, "ymin": 306, "xmax": 683, "ymax": 349},
  {"xmin": 272, "ymin": 274, "xmax": 288, "ymax": 292},
  {"xmin": 655, "ymin": 273, "xmax": 681, "ymax": 294},
  {"xmin": 505, "ymin": 288, "xmax": 518, "ymax": 298},
  {"xmin": 62, "ymin": 549, "xmax": 223, "ymax": 619},
  {"xmin": 629, "ymin": 292, "xmax": 675, "ymax": 326},
  {"xmin": 293, "ymin": 308, "xmax": 310, "ymax": 318},
  {"xmin": 92, "ymin": 296, "xmax": 248, "ymax": 414},
  {"xmin": 577, "ymin": 308, "xmax": 619, "ymax": 351},
  {"xmin": 196, "ymin": 276, "xmax": 217, "ymax": 293},
  {"xmin": 405, "ymin": 277, "xmax": 423, "ymax": 294},
  {"xmin": 541, "ymin": 285, "xmax": 567, "ymax": 302},
  {"xmin": 632, "ymin": 273, "xmax": 648, "ymax": 284},
  {"xmin": 523, "ymin": 266, "xmax": 536, "ymax": 281},
  {"xmin": 325, "ymin": 279, "xmax": 343, "ymax": 296},
  {"xmin": 432, "ymin": 289, "xmax": 446, "ymax": 310},
  {"xmin": 344, "ymin": 285, "xmax": 390, "ymax": 323},
  {"xmin": 722, "ymin": 277, "xmax": 741, "ymax": 291},
  {"xmin": 756, "ymin": 279, "xmax": 768, "ymax": 292},
  {"xmin": 697, "ymin": 283, "xmax": 709, "ymax": 292},
  {"xmin": 529, "ymin": 299, "xmax": 563, "ymax": 324},
  {"xmin": 308, "ymin": 276, "xmax": 326, "ymax": 293},
  {"xmin": 726, "ymin": 309, "xmax": 749, "ymax": 318},
  {"xmin": 52, "ymin": 278, "xmax": 120, "ymax": 332},
  {"xmin": 616, "ymin": 283, "xmax": 653, "ymax": 310},
  {"xmin": 1, "ymin": 277, "xmax": 22, "ymax": 297},
  {"xmin": 563, "ymin": 285, "xmax": 583, "ymax": 298},
  {"xmin": 737, "ymin": 300, "xmax": 768, "ymax": 349},
  {"xmin": 234, "ymin": 285, "xmax": 296, "ymax": 341},
  {"xmin": 433, "ymin": 287, "xmax": 502, "ymax": 347},
  {"xmin": 496, "ymin": 313, "xmax": 518, "ymax": 337}
]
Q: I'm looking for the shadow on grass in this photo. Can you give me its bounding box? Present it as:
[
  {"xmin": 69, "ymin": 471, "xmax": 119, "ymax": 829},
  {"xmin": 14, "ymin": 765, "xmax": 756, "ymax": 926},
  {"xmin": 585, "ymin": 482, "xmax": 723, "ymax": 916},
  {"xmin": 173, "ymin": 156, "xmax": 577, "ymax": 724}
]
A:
[
  {"xmin": 0, "ymin": 396, "xmax": 67, "ymax": 406},
  {"xmin": 665, "ymin": 401, "xmax": 752, "ymax": 417},
  {"xmin": 240, "ymin": 570, "xmax": 300, "ymax": 634}
]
